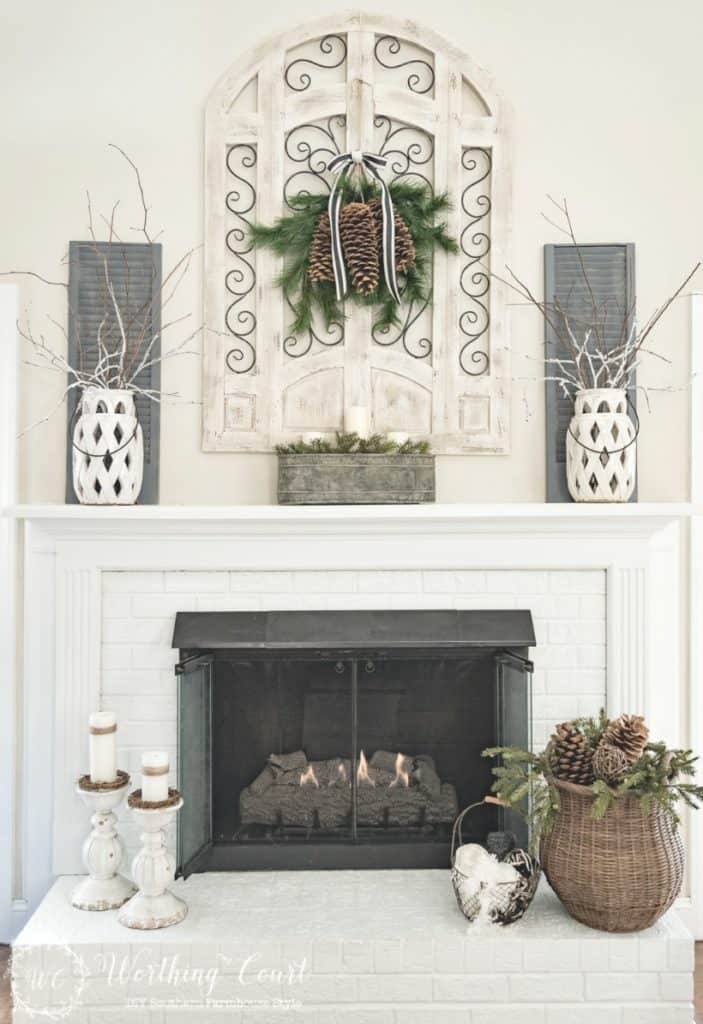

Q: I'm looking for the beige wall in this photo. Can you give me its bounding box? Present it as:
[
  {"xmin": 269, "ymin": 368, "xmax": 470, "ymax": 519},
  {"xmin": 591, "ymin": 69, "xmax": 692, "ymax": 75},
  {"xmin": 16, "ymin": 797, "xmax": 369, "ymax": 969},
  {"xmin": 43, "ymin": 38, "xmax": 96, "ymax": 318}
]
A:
[{"xmin": 1, "ymin": 0, "xmax": 700, "ymax": 504}]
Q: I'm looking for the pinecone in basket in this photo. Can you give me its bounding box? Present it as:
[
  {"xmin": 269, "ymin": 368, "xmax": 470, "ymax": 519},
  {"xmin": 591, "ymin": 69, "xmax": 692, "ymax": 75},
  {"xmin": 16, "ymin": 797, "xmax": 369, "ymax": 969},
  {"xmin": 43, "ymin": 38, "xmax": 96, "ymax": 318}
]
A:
[
  {"xmin": 339, "ymin": 202, "xmax": 379, "ymax": 296},
  {"xmin": 368, "ymin": 196, "xmax": 417, "ymax": 275},
  {"xmin": 592, "ymin": 742, "xmax": 630, "ymax": 785},
  {"xmin": 308, "ymin": 213, "xmax": 335, "ymax": 283},
  {"xmin": 603, "ymin": 714, "xmax": 649, "ymax": 765},
  {"xmin": 549, "ymin": 722, "xmax": 595, "ymax": 785}
]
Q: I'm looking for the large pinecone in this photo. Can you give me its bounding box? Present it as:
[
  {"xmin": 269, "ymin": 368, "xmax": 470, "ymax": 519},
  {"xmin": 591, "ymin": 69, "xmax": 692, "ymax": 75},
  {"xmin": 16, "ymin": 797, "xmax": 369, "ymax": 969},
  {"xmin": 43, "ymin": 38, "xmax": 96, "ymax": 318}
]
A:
[
  {"xmin": 549, "ymin": 722, "xmax": 595, "ymax": 785},
  {"xmin": 339, "ymin": 202, "xmax": 379, "ymax": 296},
  {"xmin": 308, "ymin": 213, "xmax": 335, "ymax": 283},
  {"xmin": 368, "ymin": 196, "xmax": 416, "ymax": 275},
  {"xmin": 603, "ymin": 714, "xmax": 649, "ymax": 765}
]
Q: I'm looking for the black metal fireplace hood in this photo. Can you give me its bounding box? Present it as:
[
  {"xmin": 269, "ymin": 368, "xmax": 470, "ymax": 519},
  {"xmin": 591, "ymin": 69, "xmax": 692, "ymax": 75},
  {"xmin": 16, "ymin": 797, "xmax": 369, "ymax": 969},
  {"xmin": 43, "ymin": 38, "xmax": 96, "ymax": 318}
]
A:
[{"xmin": 172, "ymin": 609, "xmax": 535, "ymax": 654}]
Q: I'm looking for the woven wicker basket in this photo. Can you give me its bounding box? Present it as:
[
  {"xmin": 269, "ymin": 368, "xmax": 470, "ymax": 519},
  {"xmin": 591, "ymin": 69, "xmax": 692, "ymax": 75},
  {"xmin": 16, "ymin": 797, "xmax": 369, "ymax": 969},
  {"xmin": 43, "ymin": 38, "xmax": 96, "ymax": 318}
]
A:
[{"xmin": 540, "ymin": 777, "xmax": 684, "ymax": 932}]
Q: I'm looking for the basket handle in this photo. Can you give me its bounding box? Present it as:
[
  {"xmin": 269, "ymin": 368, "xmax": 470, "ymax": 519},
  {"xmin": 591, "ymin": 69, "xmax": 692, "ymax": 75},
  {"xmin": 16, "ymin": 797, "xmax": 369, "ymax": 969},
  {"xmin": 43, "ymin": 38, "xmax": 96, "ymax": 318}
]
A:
[
  {"xmin": 450, "ymin": 796, "xmax": 507, "ymax": 865},
  {"xmin": 567, "ymin": 392, "xmax": 640, "ymax": 456},
  {"xmin": 70, "ymin": 400, "xmax": 139, "ymax": 458}
]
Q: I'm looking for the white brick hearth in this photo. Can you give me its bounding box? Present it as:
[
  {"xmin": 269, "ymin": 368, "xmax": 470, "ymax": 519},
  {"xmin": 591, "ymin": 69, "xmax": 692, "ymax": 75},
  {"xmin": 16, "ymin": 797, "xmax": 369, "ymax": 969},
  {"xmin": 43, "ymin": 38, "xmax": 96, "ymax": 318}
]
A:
[
  {"xmin": 101, "ymin": 567, "xmax": 606, "ymax": 870},
  {"xmin": 13, "ymin": 873, "xmax": 694, "ymax": 1023}
]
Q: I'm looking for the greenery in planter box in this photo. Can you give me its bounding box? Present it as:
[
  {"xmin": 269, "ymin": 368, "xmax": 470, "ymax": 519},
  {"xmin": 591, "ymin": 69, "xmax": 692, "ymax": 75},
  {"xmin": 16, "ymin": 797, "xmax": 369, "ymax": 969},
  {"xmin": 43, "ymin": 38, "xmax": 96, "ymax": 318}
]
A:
[
  {"xmin": 483, "ymin": 710, "xmax": 703, "ymax": 853},
  {"xmin": 275, "ymin": 432, "xmax": 431, "ymax": 455}
]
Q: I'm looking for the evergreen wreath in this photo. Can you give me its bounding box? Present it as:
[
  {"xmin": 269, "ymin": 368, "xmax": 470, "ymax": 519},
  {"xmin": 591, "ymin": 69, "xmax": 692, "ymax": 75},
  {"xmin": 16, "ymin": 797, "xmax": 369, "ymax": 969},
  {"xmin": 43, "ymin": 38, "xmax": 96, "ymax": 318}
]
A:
[{"xmin": 249, "ymin": 179, "xmax": 457, "ymax": 337}]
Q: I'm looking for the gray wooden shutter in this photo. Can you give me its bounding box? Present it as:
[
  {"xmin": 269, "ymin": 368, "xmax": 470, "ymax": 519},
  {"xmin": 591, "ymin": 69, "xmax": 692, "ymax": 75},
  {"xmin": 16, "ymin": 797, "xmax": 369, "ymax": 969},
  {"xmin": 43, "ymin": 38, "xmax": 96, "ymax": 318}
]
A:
[
  {"xmin": 544, "ymin": 244, "xmax": 635, "ymax": 502},
  {"xmin": 66, "ymin": 241, "xmax": 162, "ymax": 503}
]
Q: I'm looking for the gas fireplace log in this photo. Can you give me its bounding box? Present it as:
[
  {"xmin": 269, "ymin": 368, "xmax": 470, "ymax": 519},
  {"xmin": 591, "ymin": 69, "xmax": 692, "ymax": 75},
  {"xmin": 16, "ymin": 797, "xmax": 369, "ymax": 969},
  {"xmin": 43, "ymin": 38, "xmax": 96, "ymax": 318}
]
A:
[
  {"xmin": 369, "ymin": 750, "xmax": 442, "ymax": 800},
  {"xmin": 239, "ymin": 781, "xmax": 458, "ymax": 828},
  {"xmin": 240, "ymin": 785, "xmax": 353, "ymax": 829},
  {"xmin": 357, "ymin": 782, "xmax": 458, "ymax": 826},
  {"xmin": 414, "ymin": 760, "xmax": 441, "ymax": 801},
  {"xmin": 369, "ymin": 750, "xmax": 405, "ymax": 774},
  {"xmin": 268, "ymin": 750, "xmax": 308, "ymax": 776},
  {"xmin": 248, "ymin": 765, "xmax": 277, "ymax": 796}
]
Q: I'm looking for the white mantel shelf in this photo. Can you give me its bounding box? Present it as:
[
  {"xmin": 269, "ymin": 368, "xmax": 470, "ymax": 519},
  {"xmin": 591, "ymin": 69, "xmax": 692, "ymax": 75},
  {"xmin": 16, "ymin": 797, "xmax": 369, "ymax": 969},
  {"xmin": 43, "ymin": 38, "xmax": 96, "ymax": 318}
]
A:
[
  {"xmin": 10, "ymin": 501, "xmax": 695, "ymax": 518},
  {"xmin": 7, "ymin": 501, "xmax": 696, "ymax": 541}
]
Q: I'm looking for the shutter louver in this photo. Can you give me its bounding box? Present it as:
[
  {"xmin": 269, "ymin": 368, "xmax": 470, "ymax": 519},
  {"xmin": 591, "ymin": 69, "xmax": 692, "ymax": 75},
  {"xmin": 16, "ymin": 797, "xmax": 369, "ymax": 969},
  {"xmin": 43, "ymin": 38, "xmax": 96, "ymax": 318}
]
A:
[
  {"xmin": 66, "ymin": 241, "xmax": 162, "ymax": 503},
  {"xmin": 544, "ymin": 244, "xmax": 635, "ymax": 502}
]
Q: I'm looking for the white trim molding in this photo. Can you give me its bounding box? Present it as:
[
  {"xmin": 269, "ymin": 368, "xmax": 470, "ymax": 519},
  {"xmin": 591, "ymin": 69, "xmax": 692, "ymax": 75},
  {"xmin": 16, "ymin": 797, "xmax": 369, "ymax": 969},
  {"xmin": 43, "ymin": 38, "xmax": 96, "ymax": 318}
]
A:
[
  {"xmin": 689, "ymin": 292, "xmax": 703, "ymax": 938},
  {"xmin": 6, "ymin": 500, "xmax": 687, "ymax": 932},
  {"xmin": 0, "ymin": 285, "xmax": 18, "ymax": 941}
]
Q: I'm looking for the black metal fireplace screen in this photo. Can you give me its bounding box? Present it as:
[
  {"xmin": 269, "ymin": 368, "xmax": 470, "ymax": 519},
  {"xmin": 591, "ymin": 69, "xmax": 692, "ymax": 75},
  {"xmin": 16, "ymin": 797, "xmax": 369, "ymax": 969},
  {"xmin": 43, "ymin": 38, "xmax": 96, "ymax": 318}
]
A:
[{"xmin": 173, "ymin": 610, "xmax": 534, "ymax": 874}]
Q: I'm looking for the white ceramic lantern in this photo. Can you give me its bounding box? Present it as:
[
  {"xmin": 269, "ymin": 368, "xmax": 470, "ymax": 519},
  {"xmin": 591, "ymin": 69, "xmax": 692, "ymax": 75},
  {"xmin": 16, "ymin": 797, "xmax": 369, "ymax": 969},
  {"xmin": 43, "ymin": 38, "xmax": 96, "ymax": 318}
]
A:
[
  {"xmin": 566, "ymin": 388, "xmax": 636, "ymax": 503},
  {"xmin": 72, "ymin": 388, "xmax": 144, "ymax": 505}
]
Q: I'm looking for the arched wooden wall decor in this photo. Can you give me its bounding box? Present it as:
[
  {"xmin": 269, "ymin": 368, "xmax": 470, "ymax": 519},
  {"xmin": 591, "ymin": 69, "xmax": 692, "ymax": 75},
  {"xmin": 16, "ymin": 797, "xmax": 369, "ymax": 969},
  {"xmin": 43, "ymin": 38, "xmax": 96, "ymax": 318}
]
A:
[{"xmin": 203, "ymin": 12, "xmax": 511, "ymax": 453}]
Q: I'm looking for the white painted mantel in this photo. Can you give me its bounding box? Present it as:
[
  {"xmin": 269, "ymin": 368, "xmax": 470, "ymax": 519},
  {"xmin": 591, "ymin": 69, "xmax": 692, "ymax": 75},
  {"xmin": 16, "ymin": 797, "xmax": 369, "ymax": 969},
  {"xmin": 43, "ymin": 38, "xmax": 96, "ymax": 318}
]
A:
[{"xmin": 7, "ymin": 500, "xmax": 687, "ymax": 937}]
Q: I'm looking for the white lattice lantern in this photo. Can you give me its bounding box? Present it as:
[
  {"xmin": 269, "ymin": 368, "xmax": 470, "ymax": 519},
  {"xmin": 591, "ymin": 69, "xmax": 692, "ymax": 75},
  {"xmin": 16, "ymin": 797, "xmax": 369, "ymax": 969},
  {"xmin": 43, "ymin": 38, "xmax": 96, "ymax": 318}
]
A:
[
  {"xmin": 72, "ymin": 388, "xmax": 144, "ymax": 505},
  {"xmin": 566, "ymin": 388, "xmax": 636, "ymax": 503}
]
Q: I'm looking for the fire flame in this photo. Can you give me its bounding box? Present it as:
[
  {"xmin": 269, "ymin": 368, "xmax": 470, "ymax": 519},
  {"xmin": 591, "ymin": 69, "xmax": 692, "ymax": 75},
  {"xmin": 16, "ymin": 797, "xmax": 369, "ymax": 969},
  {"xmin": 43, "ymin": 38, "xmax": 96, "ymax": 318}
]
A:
[
  {"xmin": 389, "ymin": 752, "xmax": 410, "ymax": 788},
  {"xmin": 299, "ymin": 764, "xmax": 319, "ymax": 788},
  {"xmin": 357, "ymin": 750, "xmax": 375, "ymax": 786}
]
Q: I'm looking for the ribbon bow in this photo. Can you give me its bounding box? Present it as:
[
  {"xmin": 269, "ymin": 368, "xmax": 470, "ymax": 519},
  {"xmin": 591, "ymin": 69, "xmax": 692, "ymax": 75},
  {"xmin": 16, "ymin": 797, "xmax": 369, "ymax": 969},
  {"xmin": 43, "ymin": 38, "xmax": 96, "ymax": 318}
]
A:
[{"xmin": 326, "ymin": 151, "xmax": 401, "ymax": 304}]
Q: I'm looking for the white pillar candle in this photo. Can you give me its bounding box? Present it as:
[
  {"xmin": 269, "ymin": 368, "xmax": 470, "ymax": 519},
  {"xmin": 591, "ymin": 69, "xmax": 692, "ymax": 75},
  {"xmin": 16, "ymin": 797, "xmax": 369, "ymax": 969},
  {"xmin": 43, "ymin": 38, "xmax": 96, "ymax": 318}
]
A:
[
  {"xmin": 346, "ymin": 406, "xmax": 370, "ymax": 437},
  {"xmin": 387, "ymin": 431, "xmax": 409, "ymax": 446},
  {"xmin": 141, "ymin": 751, "xmax": 170, "ymax": 803},
  {"xmin": 302, "ymin": 431, "xmax": 324, "ymax": 444},
  {"xmin": 88, "ymin": 711, "xmax": 117, "ymax": 784}
]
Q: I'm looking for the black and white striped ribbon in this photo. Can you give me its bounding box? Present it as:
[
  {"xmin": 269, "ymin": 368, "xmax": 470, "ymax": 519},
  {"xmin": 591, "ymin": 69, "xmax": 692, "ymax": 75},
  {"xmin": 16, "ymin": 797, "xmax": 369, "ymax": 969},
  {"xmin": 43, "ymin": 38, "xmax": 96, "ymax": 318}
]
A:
[{"xmin": 326, "ymin": 151, "xmax": 401, "ymax": 304}]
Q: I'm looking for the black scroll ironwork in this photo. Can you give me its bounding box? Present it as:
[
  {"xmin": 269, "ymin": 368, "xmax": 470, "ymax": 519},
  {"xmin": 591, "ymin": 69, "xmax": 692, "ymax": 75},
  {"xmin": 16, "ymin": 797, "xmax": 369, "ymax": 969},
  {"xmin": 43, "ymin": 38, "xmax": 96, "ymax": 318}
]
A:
[
  {"xmin": 224, "ymin": 144, "xmax": 257, "ymax": 375},
  {"xmin": 282, "ymin": 303, "xmax": 345, "ymax": 359},
  {"xmin": 459, "ymin": 148, "xmax": 491, "ymax": 376},
  {"xmin": 371, "ymin": 116, "xmax": 434, "ymax": 359},
  {"xmin": 284, "ymin": 35, "xmax": 348, "ymax": 93},
  {"xmin": 371, "ymin": 300, "xmax": 432, "ymax": 360},
  {"xmin": 374, "ymin": 116, "xmax": 434, "ymax": 190},
  {"xmin": 282, "ymin": 116, "xmax": 346, "ymax": 357},
  {"xmin": 284, "ymin": 115, "xmax": 346, "ymax": 209},
  {"xmin": 373, "ymin": 36, "xmax": 435, "ymax": 95}
]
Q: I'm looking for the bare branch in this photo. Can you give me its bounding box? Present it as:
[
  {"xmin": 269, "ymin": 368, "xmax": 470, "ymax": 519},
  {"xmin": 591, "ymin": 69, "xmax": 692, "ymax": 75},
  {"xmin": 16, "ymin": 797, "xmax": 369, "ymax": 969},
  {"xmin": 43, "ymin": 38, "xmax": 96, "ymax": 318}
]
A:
[
  {"xmin": 637, "ymin": 263, "xmax": 701, "ymax": 348},
  {"xmin": 107, "ymin": 281, "xmax": 128, "ymax": 384},
  {"xmin": 17, "ymin": 380, "xmax": 86, "ymax": 436},
  {"xmin": 108, "ymin": 143, "xmax": 153, "ymax": 243},
  {"xmin": 0, "ymin": 270, "xmax": 67, "ymax": 288}
]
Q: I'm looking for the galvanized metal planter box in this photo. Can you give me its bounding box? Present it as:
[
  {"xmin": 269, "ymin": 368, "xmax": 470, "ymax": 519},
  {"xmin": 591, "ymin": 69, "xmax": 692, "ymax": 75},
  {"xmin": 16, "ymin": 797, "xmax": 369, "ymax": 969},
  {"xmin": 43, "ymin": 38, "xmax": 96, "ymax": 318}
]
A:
[{"xmin": 278, "ymin": 454, "xmax": 435, "ymax": 505}]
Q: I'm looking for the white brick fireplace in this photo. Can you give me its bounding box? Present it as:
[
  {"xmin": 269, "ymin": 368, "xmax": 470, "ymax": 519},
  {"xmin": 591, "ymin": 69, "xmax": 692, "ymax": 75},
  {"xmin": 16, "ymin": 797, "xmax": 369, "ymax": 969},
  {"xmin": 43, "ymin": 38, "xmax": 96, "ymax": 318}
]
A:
[
  {"xmin": 7, "ymin": 502, "xmax": 695, "ymax": 1022},
  {"xmin": 13, "ymin": 504, "xmax": 683, "ymax": 905}
]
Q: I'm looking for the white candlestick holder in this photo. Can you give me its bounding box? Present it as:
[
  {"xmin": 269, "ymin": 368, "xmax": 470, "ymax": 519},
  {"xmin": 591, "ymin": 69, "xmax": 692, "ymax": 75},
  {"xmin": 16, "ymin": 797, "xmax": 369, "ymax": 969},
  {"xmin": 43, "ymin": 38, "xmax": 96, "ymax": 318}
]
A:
[
  {"xmin": 72, "ymin": 771, "xmax": 136, "ymax": 911},
  {"xmin": 118, "ymin": 788, "xmax": 187, "ymax": 930}
]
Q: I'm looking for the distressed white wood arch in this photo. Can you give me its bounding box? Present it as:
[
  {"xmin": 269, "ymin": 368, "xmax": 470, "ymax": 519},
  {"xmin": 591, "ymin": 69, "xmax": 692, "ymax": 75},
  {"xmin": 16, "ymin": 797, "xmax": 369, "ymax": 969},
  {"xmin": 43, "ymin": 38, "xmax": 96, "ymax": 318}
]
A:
[{"xmin": 203, "ymin": 12, "xmax": 511, "ymax": 453}]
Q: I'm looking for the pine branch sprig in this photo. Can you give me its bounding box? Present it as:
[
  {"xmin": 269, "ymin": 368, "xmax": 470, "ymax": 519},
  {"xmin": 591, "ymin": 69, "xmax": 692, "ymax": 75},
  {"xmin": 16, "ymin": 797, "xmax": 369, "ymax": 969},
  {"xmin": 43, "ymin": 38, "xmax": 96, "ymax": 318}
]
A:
[
  {"xmin": 275, "ymin": 431, "xmax": 431, "ymax": 455},
  {"xmin": 484, "ymin": 715, "xmax": 703, "ymax": 845}
]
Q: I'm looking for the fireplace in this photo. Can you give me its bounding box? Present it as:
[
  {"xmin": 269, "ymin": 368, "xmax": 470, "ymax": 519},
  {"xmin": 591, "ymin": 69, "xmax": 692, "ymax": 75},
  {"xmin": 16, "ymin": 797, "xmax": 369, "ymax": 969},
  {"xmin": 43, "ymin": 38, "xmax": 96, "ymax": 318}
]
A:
[{"xmin": 173, "ymin": 610, "xmax": 534, "ymax": 873}]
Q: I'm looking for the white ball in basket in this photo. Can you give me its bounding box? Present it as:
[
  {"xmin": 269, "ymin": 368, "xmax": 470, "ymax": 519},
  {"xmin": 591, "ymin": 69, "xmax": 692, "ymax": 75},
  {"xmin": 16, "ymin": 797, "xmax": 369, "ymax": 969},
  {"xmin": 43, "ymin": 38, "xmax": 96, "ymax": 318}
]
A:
[
  {"xmin": 453, "ymin": 844, "xmax": 520, "ymax": 916},
  {"xmin": 454, "ymin": 843, "xmax": 519, "ymax": 882},
  {"xmin": 452, "ymin": 843, "xmax": 540, "ymax": 925}
]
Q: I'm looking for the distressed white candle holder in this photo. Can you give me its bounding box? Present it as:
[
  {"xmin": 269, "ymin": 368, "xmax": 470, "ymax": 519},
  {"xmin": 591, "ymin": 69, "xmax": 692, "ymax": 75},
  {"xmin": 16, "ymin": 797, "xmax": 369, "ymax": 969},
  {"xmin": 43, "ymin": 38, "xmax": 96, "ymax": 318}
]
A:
[
  {"xmin": 72, "ymin": 771, "xmax": 136, "ymax": 911},
  {"xmin": 118, "ymin": 789, "xmax": 187, "ymax": 930}
]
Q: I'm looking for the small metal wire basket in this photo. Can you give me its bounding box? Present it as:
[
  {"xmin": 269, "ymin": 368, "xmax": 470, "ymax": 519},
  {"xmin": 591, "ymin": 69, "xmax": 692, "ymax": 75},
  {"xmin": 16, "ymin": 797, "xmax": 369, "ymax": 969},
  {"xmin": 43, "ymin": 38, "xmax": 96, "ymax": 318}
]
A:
[{"xmin": 450, "ymin": 798, "xmax": 541, "ymax": 925}]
